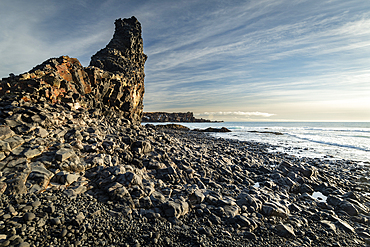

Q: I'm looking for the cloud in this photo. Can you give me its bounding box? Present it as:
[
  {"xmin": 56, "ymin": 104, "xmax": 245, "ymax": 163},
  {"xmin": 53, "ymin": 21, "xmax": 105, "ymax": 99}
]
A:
[
  {"xmin": 1, "ymin": 0, "xmax": 369, "ymax": 120},
  {"xmin": 197, "ymin": 111, "xmax": 275, "ymax": 117}
]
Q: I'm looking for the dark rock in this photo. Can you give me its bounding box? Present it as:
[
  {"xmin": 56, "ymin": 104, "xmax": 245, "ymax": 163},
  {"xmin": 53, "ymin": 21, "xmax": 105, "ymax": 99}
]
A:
[
  {"xmin": 188, "ymin": 190, "xmax": 205, "ymax": 205},
  {"xmin": 23, "ymin": 212, "xmax": 36, "ymax": 222},
  {"xmin": 340, "ymin": 201, "xmax": 358, "ymax": 216},
  {"xmin": 335, "ymin": 218, "xmax": 355, "ymax": 233},
  {"xmin": 327, "ymin": 195, "xmax": 343, "ymax": 207},
  {"xmin": 45, "ymin": 204, "xmax": 55, "ymax": 214},
  {"xmin": 320, "ymin": 220, "xmax": 337, "ymax": 233},
  {"xmin": 155, "ymin": 124, "xmax": 190, "ymax": 131},
  {"xmin": 299, "ymin": 184, "xmax": 314, "ymax": 194},
  {"xmin": 244, "ymin": 231, "xmax": 257, "ymax": 240},
  {"xmin": 262, "ymin": 202, "xmax": 290, "ymax": 218},
  {"xmin": 195, "ymin": 127, "xmax": 231, "ymax": 132},
  {"xmin": 50, "ymin": 217, "xmax": 61, "ymax": 225},
  {"xmin": 275, "ymin": 223, "xmax": 295, "ymax": 238},
  {"xmin": 161, "ymin": 200, "xmax": 189, "ymax": 218}
]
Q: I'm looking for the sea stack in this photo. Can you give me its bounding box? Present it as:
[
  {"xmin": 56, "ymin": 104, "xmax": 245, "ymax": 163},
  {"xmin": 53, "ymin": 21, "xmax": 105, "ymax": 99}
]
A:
[{"xmin": 0, "ymin": 16, "xmax": 147, "ymax": 125}]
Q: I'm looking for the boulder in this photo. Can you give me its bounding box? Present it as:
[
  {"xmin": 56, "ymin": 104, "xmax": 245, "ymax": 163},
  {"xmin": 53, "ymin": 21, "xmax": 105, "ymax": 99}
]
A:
[
  {"xmin": 262, "ymin": 202, "xmax": 290, "ymax": 218},
  {"xmin": 188, "ymin": 190, "xmax": 205, "ymax": 205},
  {"xmin": 161, "ymin": 200, "xmax": 189, "ymax": 218}
]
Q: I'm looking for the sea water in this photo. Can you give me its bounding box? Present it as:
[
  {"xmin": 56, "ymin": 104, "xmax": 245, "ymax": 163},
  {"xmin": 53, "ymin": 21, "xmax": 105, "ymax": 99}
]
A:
[{"xmin": 150, "ymin": 122, "xmax": 370, "ymax": 163}]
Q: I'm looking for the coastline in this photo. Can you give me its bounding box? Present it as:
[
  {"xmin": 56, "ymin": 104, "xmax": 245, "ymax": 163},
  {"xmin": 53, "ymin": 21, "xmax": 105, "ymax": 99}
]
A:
[
  {"xmin": 147, "ymin": 121, "xmax": 370, "ymax": 164},
  {"xmin": 1, "ymin": 106, "xmax": 369, "ymax": 246}
]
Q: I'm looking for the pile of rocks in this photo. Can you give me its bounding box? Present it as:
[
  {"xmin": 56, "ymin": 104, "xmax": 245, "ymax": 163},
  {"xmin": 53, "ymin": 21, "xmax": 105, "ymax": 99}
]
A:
[{"xmin": 0, "ymin": 94, "xmax": 369, "ymax": 246}]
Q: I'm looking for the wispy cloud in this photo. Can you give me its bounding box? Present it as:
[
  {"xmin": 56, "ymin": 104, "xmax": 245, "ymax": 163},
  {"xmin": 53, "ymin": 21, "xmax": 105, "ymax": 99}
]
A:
[
  {"xmin": 197, "ymin": 111, "xmax": 275, "ymax": 117},
  {"xmin": 1, "ymin": 0, "xmax": 369, "ymax": 120}
]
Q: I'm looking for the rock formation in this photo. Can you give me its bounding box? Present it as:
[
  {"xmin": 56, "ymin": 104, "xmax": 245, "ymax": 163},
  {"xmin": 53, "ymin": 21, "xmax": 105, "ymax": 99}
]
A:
[
  {"xmin": 0, "ymin": 16, "xmax": 147, "ymax": 125},
  {"xmin": 143, "ymin": 112, "xmax": 222, "ymax": 122}
]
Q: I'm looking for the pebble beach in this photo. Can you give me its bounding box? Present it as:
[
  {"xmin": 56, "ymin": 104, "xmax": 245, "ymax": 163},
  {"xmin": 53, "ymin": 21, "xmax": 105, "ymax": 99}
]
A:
[{"xmin": 0, "ymin": 97, "xmax": 369, "ymax": 246}]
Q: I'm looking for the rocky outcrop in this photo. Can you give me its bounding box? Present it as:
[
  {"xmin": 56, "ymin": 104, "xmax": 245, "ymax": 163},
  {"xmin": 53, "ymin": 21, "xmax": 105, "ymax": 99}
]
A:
[
  {"xmin": 0, "ymin": 16, "xmax": 147, "ymax": 125},
  {"xmin": 143, "ymin": 112, "xmax": 222, "ymax": 122},
  {"xmin": 194, "ymin": 127, "xmax": 231, "ymax": 132}
]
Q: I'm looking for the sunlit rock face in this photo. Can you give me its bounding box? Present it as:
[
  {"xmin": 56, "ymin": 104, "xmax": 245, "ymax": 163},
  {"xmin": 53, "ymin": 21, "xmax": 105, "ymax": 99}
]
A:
[
  {"xmin": 89, "ymin": 16, "xmax": 147, "ymax": 124},
  {"xmin": 0, "ymin": 16, "xmax": 147, "ymax": 125}
]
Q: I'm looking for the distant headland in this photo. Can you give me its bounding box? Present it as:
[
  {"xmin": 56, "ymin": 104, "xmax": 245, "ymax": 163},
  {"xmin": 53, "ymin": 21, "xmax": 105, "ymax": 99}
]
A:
[{"xmin": 142, "ymin": 112, "xmax": 223, "ymax": 123}]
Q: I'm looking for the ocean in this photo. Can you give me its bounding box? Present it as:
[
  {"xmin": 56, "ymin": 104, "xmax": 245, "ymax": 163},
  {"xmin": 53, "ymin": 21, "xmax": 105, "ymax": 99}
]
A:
[{"xmin": 149, "ymin": 122, "xmax": 370, "ymax": 164}]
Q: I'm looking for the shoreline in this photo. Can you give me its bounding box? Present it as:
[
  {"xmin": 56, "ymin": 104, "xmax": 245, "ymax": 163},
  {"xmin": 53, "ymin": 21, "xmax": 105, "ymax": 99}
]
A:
[
  {"xmin": 145, "ymin": 121, "xmax": 370, "ymax": 164},
  {"xmin": 0, "ymin": 104, "xmax": 369, "ymax": 246}
]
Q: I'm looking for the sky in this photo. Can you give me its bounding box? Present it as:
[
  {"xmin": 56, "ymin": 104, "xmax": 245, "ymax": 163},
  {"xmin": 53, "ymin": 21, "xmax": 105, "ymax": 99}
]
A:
[{"xmin": 0, "ymin": 0, "xmax": 370, "ymax": 122}]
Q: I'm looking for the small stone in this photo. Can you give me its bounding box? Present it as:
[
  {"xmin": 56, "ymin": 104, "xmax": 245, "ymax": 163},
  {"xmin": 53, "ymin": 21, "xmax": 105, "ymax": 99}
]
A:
[
  {"xmin": 223, "ymin": 205, "xmax": 240, "ymax": 218},
  {"xmin": 45, "ymin": 204, "xmax": 55, "ymax": 214},
  {"xmin": 0, "ymin": 152, "xmax": 5, "ymax": 161},
  {"xmin": 55, "ymin": 148, "xmax": 75, "ymax": 162},
  {"xmin": 0, "ymin": 126, "xmax": 15, "ymax": 140},
  {"xmin": 60, "ymin": 228, "xmax": 68, "ymax": 238},
  {"xmin": 34, "ymin": 127, "xmax": 49, "ymax": 138},
  {"xmin": 21, "ymin": 205, "xmax": 33, "ymax": 212},
  {"xmin": 5, "ymin": 136, "xmax": 25, "ymax": 151},
  {"xmin": 65, "ymin": 173, "xmax": 80, "ymax": 185},
  {"xmin": 244, "ymin": 231, "xmax": 257, "ymax": 240},
  {"xmin": 31, "ymin": 200, "xmax": 41, "ymax": 208},
  {"xmin": 327, "ymin": 195, "xmax": 343, "ymax": 207},
  {"xmin": 23, "ymin": 212, "xmax": 36, "ymax": 222},
  {"xmin": 275, "ymin": 223, "xmax": 295, "ymax": 238},
  {"xmin": 24, "ymin": 148, "xmax": 43, "ymax": 159},
  {"xmin": 233, "ymin": 215, "xmax": 250, "ymax": 227},
  {"xmin": 262, "ymin": 202, "xmax": 289, "ymax": 218},
  {"xmin": 189, "ymin": 190, "xmax": 205, "ymax": 204},
  {"xmin": 73, "ymin": 212, "xmax": 85, "ymax": 226},
  {"xmin": 0, "ymin": 182, "xmax": 7, "ymax": 194},
  {"xmin": 198, "ymin": 227, "xmax": 212, "ymax": 237},
  {"xmin": 0, "ymin": 140, "xmax": 11, "ymax": 152},
  {"xmin": 50, "ymin": 217, "xmax": 61, "ymax": 225},
  {"xmin": 2, "ymin": 214, "xmax": 11, "ymax": 220},
  {"xmin": 340, "ymin": 201, "xmax": 358, "ymax": 216},
  {"xmin": 320, "ymin": 220, "xmax": 336, "ymax": 233},
  {"xmin": 335, "ymin": 218, "xmax": 355, "ymax": 233},
  {"xmin": 37, "ymin": 218, "xmax": 46, "ymax": 228},
  {"xmin": 18, "ymin": 242, "xmax": 30, "ymax": 247}
]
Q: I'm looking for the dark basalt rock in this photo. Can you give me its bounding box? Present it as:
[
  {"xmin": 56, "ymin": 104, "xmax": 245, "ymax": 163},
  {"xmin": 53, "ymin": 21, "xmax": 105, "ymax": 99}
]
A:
[
  {"xmin": 194, "ymin": 127, "xmax": 231, "ymax": 132},
  {"xmin": 0, "ymin": 16, "xmax": 147, "ymax": 125},
  {"xmin": 154, "ymin": 124, "xmax": 190, "ymax": 131}
]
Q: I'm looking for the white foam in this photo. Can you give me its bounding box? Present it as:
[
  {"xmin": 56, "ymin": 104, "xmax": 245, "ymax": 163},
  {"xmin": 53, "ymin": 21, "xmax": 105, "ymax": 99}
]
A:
[{"xmin": 312, "ymin": 191, "xmax": 327, "ymax": 202}]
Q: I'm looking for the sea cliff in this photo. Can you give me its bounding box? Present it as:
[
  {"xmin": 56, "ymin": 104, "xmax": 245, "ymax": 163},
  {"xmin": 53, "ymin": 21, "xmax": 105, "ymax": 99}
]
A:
[{"xmin": 143, "ymin": 112, "xmax": 222, "ymax": 123}]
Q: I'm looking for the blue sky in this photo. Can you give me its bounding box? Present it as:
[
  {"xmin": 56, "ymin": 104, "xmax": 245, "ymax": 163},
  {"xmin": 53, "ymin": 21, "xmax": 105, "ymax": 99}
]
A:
[{"xmin": 1, "ymin": 0, "xmax": 370, "ymax": 121}]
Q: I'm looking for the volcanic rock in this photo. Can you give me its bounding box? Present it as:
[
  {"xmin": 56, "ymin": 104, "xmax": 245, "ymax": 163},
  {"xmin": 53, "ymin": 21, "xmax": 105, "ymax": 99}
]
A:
[{"xmin": 0, "ymin": 16, "xmax": 147, "ymax": 125}]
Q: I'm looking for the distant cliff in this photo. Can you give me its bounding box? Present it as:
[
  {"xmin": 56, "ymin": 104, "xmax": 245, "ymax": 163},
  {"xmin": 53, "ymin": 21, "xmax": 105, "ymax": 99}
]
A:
[{"xmin": 142, "ymin": 112, "xmax": 222, "ymax": 122}]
